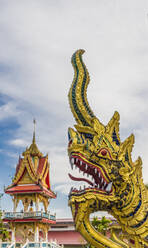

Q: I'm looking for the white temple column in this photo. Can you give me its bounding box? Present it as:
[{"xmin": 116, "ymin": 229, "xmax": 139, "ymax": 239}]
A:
[
  {"xmin": 13, "ymin": 197, "xmax": 17, "ymax": 212},
  {"xmin": 45, "ymin": 229, "xmax": 48, "ymax": 242},
  {"xmin": 35, "ymin": 196, "xmax": 39, "ymax": 211},
  {"xmin": 11, "ymin": 227, "xmax": 15, "ymax": 242},
  {"xmin": 34, "ymin": 225, "xmax": 39, "ymax": 242}
]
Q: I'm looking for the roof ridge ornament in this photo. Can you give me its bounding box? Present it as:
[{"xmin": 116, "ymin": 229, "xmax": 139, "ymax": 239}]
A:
[
  {"xmin": 32, "ymin": 118, "xmax": 36, "ymax": 144},
  {"xmin": 22, "ymin": 119, "xmax": 43, "ymax": 157}
]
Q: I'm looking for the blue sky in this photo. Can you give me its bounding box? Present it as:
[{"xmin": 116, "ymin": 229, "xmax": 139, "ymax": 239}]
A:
[{"xmin": 0, "ymin": 0, "xmax": 148, "ymax": 218}]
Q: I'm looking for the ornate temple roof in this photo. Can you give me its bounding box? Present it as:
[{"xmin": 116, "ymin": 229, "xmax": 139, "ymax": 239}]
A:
[{"xmin": 5, "ymin": 129, "xmax": 56, "ymax": 199}]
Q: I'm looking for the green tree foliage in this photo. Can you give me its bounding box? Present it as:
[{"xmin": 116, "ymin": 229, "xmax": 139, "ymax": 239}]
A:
[
  {"xmin": 0, "ymin": 211, "xmax": 9, "ymax": 241},
  {"xmin": 92, "ymin": 216, "xmax": 111, "ymax": 235},
  {"xmin": 85, "ymin": 216, "xmax": 112, "ymax": 248}
]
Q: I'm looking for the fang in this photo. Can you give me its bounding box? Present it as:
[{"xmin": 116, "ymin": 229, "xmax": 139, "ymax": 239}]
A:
[
  {"xmin": 106, "ymin": 182, "xmax": 112, "ymax": 192},
  {"xmin": 71, "ymin": 158, "xmax": 74, "ymax": 165}
]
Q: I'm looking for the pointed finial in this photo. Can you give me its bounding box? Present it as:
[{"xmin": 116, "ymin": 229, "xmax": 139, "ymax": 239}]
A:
[
  {"xmin": 33, "ymin": 119, "xmax": 36, "ymax": 144},
  {"xmin": 22, "ymin": 119, "xmax": 43, "ymax": 157}
]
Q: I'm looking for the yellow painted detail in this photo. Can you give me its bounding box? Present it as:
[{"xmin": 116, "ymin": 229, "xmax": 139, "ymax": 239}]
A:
[
  {"xmin": 68, "ymin": 50, "xmax": 148, "ymax": 248},
  {"xmin": 17, "ymin": 170, "xmax": 34, "ymax": 185}
]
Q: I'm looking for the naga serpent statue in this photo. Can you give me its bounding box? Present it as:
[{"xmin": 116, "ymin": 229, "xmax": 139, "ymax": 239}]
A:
[{"xmin": 68, "ymin": 49, "xmax": 148, "ymax": 248}]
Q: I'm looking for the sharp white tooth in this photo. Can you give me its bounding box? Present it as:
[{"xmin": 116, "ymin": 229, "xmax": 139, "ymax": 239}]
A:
[
  {"xmin": 87, "ymin": 173, "xmax": 89, "ymax": 178},
  {"xmin": 71, "ymin": 163, "xmax": 73, "ymax": 170},
  {"xmin": 71, "ymin": 158, "xmax": 74, "ymax": 165},
  {"xmin": 75, "ymin": 164, "xmax": 77, "ymax": 169},
  {"xmin": 98, "ymin": 172, "xmax": 100, "ymax": 178},
  {"xmin": 104, "ymin": 182, "xmax": 106, "ymax": 187},
  {"xmin": 106, "ymin": 182, "xmax": 112, "ymax": 192},
  {"xmin": 92, "ymin": 175, "xmax": 94, "ymax": 181},
  {"xmin": 79, "ymin": 168, "xmax": 81, "ymax": 172},
  {"xmin": 80, "ymin": 161, "xmax": 82, "ymax": 166},
  {"xmin": 83, "ymin": 185, "xmax": 85, "ymax": 189},
  {"xmin": 83, "ymin": 171, "xmax": 85, "ymax": 175},
  {"xmin": 85, "ymin": 164, "xmax": 88, "ymax": 170},
  {"xmin": 101, "ymin": 177, "xmax": 104, "ymax": 183},
  {"xmin": 95, "ymin": 168, "xmax": 97, "ymax": 174},
  {"xmin": 70, "ymin": 158, "xmax": 74, "ymax": 165},
  {"xmin": 79, "ymin": 186, "xmax": 82, "ymax": 191}
]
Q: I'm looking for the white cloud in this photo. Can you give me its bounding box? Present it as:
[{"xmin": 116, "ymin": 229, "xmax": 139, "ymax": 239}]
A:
[
  {"xmin": 0, "ymin": 149, "xmax": 18, "ymax": 159},
  {"xmin": 9, "ymin": 138, "xmax": 27, "ymax": 147},
  {"xmin": 0, "ymin": 101, "xmax": 20, "ymax": 120}
]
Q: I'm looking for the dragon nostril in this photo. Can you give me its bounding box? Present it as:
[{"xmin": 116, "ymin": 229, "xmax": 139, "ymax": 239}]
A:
[{"xmin": 101, "ymin": 149, "xmax": 107, "ymax": 156}]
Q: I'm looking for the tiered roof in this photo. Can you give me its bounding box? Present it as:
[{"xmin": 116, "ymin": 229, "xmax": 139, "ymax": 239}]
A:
[{"xmin": 5, "ymin": 132, "xmax": 56, "ymax": 199}]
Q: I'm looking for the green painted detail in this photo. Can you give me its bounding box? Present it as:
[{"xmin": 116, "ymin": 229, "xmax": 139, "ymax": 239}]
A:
[
  {"xmin": 104, "ymin": 137, "xmax": 115, "ymax": 151},
  {"xmin": 86, "ymin": 140, "xmax": 89, "ymax": 150},
  {"xmin": 98, "ymin": 135, "xmax": 103, "ymax": 145},
  {"xmin": 76, "ymin": 133, "xmax": 81, "ymax": 144}
]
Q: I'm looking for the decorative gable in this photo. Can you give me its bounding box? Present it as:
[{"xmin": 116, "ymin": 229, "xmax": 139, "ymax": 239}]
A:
[
  {"xmin": 5, "ymin": 130, "xmax": 56, "ymax": 199},
  {"xmin": 18, "ymin": 168, "xmax": 34, "ymax": 185}
]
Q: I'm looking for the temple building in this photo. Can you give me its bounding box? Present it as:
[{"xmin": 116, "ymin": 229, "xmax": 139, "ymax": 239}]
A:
[{"xmin": 3, "ymin": 127, "xmax": 56, "ymax": 243}]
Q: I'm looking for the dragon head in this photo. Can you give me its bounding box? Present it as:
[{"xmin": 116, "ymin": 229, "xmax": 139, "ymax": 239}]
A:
[{"xmin": 68, "ymin": 50, "xmax": 142, "ymax": 230}]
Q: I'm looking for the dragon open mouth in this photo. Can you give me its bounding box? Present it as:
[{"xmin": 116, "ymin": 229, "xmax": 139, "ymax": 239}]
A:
[{"xmin": 68, "ymin": 154, "xmax": 113, "ymax": 195}]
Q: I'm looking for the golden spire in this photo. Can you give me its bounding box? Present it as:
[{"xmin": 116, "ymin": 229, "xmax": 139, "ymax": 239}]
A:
[
  {"xmin": 22, "ymin": 119, "xmax": 43, "ymax": 157},
  {"xmin": 32, "ymin": 119, "xmax": 36, "ymax": 144}
]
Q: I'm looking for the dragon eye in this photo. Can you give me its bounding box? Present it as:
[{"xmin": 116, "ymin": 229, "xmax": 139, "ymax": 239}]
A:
[
  {"xmin": 101, "ymin": 149, "xmax": 107, "ymax": 156},
  {"xmin": 97, "ymin": 148, "xmax": 109, "ymax": 157},
  {"xmin": 97, "ymin": 148, "xmax": 112, "ymax": 159}
]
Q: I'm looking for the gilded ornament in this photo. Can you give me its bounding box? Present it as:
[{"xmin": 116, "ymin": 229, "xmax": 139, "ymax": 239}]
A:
[{"xmin": 68, "ymin": 50, "xmax": 148, "ymax": 248}]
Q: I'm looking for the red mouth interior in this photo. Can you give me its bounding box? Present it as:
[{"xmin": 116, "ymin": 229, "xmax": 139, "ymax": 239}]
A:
[
  {"xmin": 68, "ymin": 173, "xmax": 93, "ymax": 186},
  {"xmin": 68, "ymin": 154, "xmax": 112, "ymax": 193}
]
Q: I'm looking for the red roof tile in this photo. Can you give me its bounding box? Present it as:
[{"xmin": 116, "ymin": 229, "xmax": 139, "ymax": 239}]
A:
[
  {"xmin": 5, "ymin": 185, "xmax": 41, "ymax": 193},
  {"xmin": 5, "ymin": 185, "xmax": 56, "ymax": 198},
  {"xmin": 15, "ymin": 157, "xmax": 22, "ymax": 177},
  {"xmin": 48, "ymin": 231, "xmax": 86, "ymax": 245},
  {"xmin": 42, "ymin": 187, "xmax": 56, "ymax": 198},
  {"xmin": 37, "ymin": 157, "xmax": 46, "ymax": 175}
]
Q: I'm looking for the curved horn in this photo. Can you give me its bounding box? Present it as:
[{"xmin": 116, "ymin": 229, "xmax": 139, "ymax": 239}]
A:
[{"xmin": 68, "ymin": 49, "xmax": 95, "ymax": 127}]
